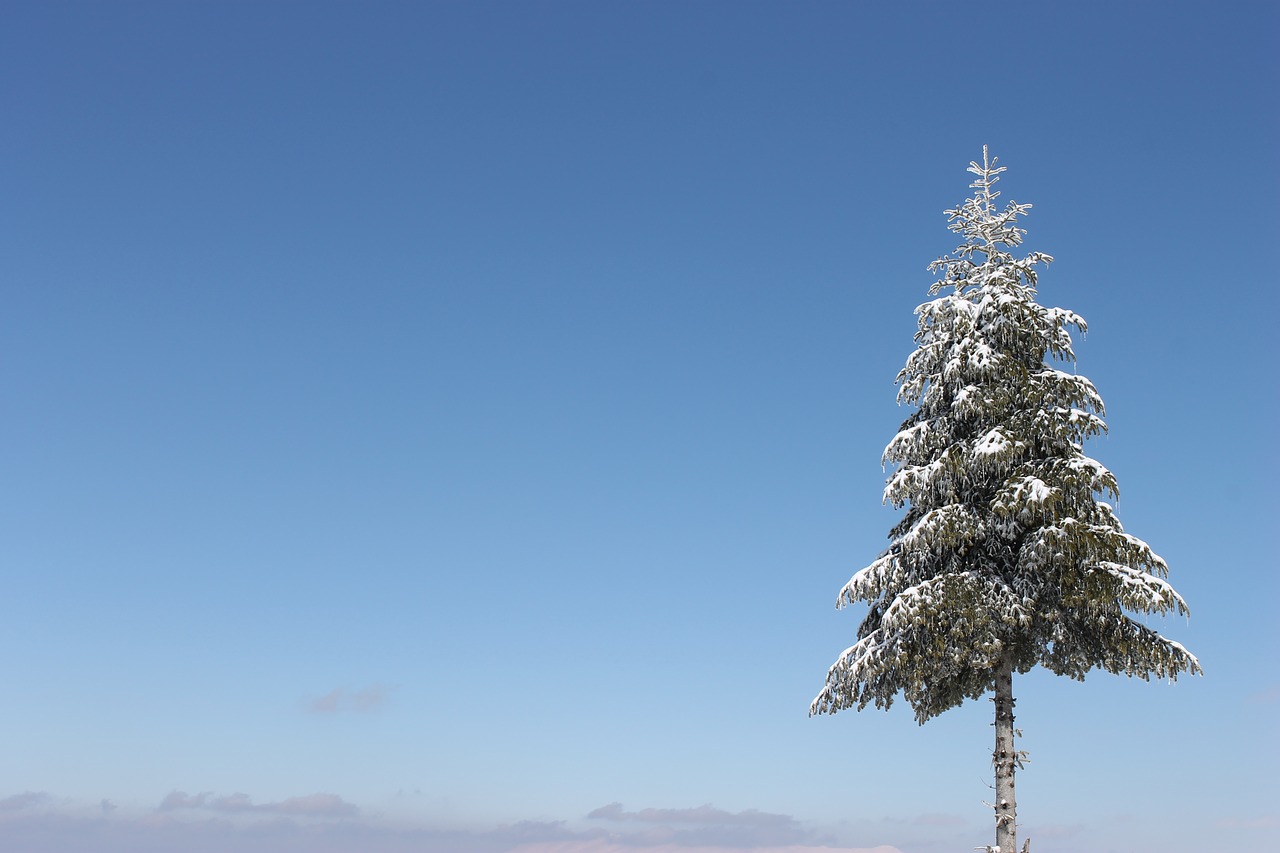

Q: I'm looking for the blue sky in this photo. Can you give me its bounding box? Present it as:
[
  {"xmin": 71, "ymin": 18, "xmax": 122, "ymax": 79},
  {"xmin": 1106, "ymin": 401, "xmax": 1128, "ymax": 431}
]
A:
[{"xmin": 1, "ymin": 2, "xmax": 1276, "ymax": 852}]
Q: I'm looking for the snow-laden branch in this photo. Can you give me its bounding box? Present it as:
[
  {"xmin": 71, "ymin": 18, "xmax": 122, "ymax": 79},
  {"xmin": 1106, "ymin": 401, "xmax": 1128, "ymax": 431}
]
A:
[{"xmin": 815, "ymin": 149, "xmax": 1197, "ymax": 729}]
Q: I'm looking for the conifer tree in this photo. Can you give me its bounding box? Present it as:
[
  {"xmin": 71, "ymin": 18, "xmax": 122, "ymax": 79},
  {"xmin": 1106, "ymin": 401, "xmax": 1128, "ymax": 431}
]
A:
[{"xmin": 811, "ymin": 149, "xmax": 1200, "ymax": 853}]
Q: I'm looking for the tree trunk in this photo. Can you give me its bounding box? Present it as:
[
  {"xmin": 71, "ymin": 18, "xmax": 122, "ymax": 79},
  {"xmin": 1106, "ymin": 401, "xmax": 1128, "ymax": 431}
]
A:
[{"xmin": 993, "ymin": 653, "xmax": 1017, "ymax": 853}]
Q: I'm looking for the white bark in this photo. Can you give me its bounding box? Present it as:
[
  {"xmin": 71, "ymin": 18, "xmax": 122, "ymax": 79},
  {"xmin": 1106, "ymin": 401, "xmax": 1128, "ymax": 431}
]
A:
[{"xmin": 993, "ymin": 654, "xmax": 1017, "ymax": 853}]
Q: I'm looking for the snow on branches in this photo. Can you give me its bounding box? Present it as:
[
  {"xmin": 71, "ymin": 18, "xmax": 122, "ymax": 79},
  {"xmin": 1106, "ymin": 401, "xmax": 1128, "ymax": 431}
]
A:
[{"xmin": 812, "ymin": 149, "xmax": 1199, "ymax": 725}]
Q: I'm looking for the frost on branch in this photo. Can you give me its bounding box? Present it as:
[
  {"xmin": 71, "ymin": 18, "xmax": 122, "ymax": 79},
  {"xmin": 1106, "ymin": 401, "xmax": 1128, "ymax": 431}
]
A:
[{"xmin": 812, "ymin": 150, "xmax": 1199, "ymax": 725}]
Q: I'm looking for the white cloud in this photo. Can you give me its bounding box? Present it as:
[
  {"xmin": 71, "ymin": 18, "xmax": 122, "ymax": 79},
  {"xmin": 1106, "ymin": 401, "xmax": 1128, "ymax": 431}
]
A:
[
  {"xmin": 587, "ymin": 802, "xmax": 798, "ymax": 829},
  {"xmin": 0, "ymin": 792, "xmax": 904, "ymax": 853},
  {"xmin": 580, "ymin": 802, "xmax": 906, "ymax": 850},
  {"xmin": 158, "ymin": 790, "xmax": 359, "ymax": 818}
]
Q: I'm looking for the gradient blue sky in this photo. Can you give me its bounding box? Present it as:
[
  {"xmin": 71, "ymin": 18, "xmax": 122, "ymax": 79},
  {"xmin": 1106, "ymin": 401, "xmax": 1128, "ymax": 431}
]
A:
[{"xmin": 2, "ymin": 2, "xmax": 1276, "ymax": 852}]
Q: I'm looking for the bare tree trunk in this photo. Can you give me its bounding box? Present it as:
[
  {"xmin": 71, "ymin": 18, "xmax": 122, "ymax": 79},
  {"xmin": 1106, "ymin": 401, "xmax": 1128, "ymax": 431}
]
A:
[{"xmin": 993, "ymin": 653, "xmax": 1017, "ymax": 853}]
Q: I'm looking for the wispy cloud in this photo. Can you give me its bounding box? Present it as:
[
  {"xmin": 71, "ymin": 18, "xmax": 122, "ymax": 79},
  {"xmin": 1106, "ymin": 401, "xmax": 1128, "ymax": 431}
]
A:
[
  {"xmin": 584, "ymin": 802, "xmax": 849, "ymax": 848},
  {"xmin": 0, "ymin": 791, "xmax": 911, "ymax": 853},
  {"xmin": 910, "ymin": 813, "xmax": 966, "ymax": 828},
  {"xmin": 1217, "ymin": 816, "xmax": 1280, "ymax": 830},
  {"xmin": 1021, "ymin": 822, "xmax": 1083, "ymax": 840},
  {"xmin": 159, "ymin": 791, "xmax": 210, "ymax": 811},
  {"xmin": 588, "ymin": 802, "xmax": 798, "ymax": 829},
  {"xmin": 159, "ymin": 791, "xmax": 359, "ymax": 818},
  {"xmin": 1245, "ymin": 684, "xmax": 1280, "ymax": 705},
  {"xmin": 0, "ymin": 792, "xmax": 49, "ymax": 812},
  {"xmin": 307, "ymin": 683, "xmax": 392, "ymax": 713}
]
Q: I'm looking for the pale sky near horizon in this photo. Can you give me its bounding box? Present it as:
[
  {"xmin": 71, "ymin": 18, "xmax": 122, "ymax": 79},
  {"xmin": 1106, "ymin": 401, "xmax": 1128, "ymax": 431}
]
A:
[{"xmin": 2, "ymin": 2, "xmax": 1277, "ymax": 853}]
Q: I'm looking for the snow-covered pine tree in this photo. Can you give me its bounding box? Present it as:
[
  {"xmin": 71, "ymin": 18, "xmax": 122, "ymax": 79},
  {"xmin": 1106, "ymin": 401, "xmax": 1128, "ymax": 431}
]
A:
[{"xmin": 811, "ymin": 148, "xmax": 1200, "ymax": 853}]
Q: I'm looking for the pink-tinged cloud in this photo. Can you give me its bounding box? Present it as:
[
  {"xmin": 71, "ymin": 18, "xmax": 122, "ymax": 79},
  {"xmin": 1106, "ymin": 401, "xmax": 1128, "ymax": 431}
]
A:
[
  {"xmin": 509, "ymin": 844, "xmax": 902, "ymax": 853},
  {"xmin": 588, "ymin": 803, "xmax": 796, "ymax": 829},
  {"xmin": 308, "ymin": 683, "xmax": 392, "ymax": 713},
  {"xmin": 583, "ymin": 802, "xmax": 839, "ymax": 848},
  {"xmin": 158, "ymin": 790, "xmax": 358, "ymax": 818}
]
